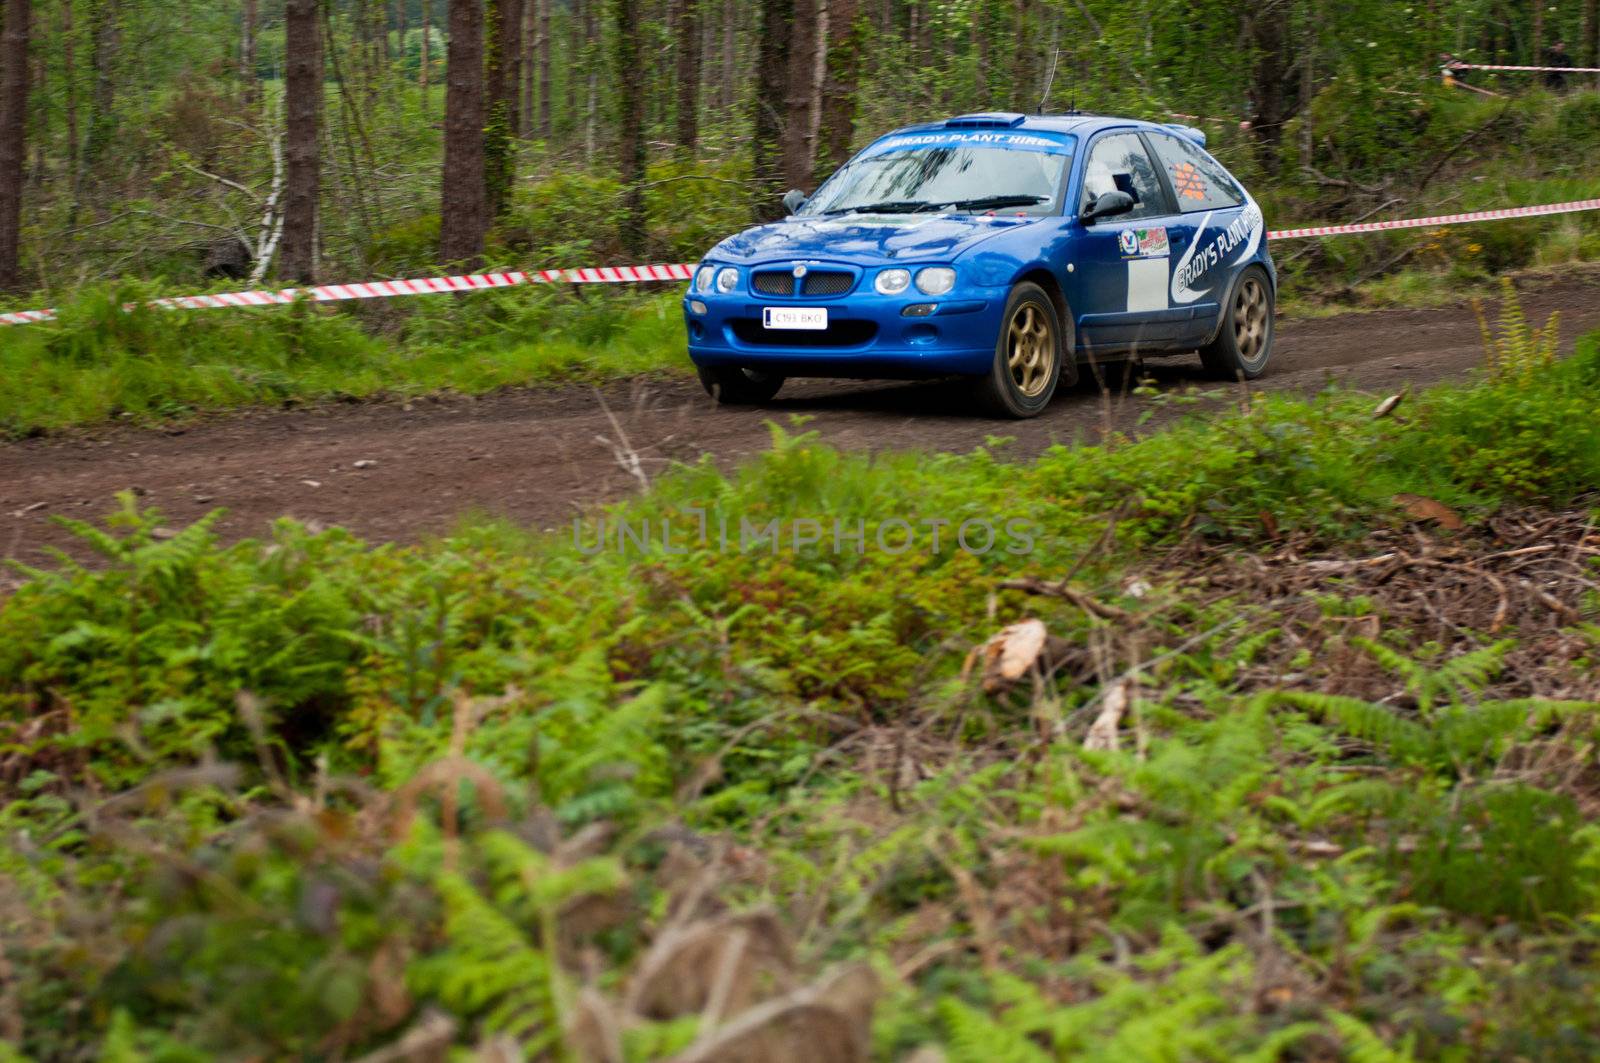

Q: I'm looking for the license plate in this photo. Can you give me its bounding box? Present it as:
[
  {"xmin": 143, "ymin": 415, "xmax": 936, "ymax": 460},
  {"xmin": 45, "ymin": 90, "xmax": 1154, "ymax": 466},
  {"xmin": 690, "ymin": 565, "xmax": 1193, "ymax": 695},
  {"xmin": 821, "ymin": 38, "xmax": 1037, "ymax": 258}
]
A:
[{"xmin": 763, "ymin": 306, "xmax": 828, "ymax": 330}]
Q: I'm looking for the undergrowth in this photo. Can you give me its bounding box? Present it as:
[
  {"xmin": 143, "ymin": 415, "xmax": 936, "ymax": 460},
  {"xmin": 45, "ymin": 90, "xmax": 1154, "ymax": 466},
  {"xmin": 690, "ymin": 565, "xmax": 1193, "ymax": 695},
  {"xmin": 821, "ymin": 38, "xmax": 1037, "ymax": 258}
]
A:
[
  {"xmin": 0, "ymin": 282, "xmax": 688, "ymax": 438},
  {"xmin": 1, "ymin": 334, "xmax": 1598, "ymax": 1060}
]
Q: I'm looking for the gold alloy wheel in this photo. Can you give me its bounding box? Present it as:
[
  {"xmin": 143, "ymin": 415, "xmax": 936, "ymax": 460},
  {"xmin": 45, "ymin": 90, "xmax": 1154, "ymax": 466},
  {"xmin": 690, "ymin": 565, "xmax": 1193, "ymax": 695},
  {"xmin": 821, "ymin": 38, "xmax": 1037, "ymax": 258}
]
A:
[
  {"xmin": 1233, "ymin": 275, "xmax": 1269, "ymax": 362},
  {"xmin": 1006, "ymin": 302, "xmax": 1055, "ymax": 398}
]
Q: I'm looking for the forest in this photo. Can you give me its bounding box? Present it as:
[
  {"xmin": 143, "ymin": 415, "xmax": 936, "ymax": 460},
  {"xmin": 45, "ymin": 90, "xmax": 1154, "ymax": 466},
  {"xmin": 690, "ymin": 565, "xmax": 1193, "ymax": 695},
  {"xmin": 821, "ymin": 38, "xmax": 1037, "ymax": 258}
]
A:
[
  {"xmin": 0, "ymin": 0, "xmax": 1598, "ymax": 293},
  {"xmin": 3, "ymin": 3, "xmax": 1600, "ymax": 1062}
]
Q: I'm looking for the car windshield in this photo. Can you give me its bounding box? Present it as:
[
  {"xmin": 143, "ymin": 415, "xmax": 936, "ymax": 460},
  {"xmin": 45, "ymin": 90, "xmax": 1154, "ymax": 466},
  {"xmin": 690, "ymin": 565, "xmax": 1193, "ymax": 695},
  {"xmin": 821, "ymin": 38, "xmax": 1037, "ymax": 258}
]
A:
[{"xmin": 801, "ymin": 138, "xmax": 1075, "ymax": 218}]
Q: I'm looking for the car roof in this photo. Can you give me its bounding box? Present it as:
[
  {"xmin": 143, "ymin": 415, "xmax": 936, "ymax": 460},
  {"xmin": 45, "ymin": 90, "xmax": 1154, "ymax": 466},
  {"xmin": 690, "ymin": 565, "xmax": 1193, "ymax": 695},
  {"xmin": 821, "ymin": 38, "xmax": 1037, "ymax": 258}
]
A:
[{"xmin": 877, "ymin": 112, "xmax": 1208, "ymax": 148}]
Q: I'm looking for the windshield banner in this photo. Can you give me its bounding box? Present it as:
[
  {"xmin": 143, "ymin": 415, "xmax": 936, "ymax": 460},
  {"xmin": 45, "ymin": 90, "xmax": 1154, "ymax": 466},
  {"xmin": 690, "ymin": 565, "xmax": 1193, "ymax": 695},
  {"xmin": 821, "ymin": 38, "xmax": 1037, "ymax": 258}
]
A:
[{"xmin": 861, "ymin": 131, "xmax": 1077, "ymax": 158}]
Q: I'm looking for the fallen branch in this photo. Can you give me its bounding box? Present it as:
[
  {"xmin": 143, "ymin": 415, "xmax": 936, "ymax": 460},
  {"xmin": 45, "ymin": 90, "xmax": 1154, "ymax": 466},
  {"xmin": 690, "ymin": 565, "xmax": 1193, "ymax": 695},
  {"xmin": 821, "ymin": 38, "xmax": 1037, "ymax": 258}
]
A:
[{"xmin": 997, "ymin": 578, "xmax": 1131, "ymax": 622}]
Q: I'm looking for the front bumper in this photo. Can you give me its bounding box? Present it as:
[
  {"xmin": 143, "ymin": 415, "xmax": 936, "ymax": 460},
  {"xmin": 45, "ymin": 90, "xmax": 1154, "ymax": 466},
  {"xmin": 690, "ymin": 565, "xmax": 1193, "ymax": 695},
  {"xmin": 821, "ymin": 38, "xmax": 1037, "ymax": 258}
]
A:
[{"xmin": 684, "ymin": 287, "xmax": 1006, "ymax": 379}]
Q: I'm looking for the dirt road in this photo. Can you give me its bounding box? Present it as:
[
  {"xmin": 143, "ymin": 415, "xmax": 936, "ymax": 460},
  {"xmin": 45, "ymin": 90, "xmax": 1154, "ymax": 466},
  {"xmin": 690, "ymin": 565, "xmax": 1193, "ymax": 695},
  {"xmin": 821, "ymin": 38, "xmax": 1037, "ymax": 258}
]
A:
[{"xmin": 5, "ymin": 274, "xmax": 1600, "ymax": 565}]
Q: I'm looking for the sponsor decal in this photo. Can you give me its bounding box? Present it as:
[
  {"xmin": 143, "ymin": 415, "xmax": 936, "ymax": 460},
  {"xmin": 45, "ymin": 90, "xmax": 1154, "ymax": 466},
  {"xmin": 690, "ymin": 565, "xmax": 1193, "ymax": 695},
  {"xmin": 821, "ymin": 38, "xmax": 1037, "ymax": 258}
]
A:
[
  {"xmin": 863, "ymin": 131, "xmax": 1077, "ymax": 158},
  {"xmin": 1172, "ymin": 162, "xmax": 1208, "ymax": 201},
  {"xmin": 1118, "ymin": 226, "xmax": 1170, "ymax": 259},
  {"xmin": 1137, "ymin": 227, "xmax": 1170, "ymax": 257},
  {"xmin": 1171, "ymin": 197, "xmax": 1264, "ymax": 305}
]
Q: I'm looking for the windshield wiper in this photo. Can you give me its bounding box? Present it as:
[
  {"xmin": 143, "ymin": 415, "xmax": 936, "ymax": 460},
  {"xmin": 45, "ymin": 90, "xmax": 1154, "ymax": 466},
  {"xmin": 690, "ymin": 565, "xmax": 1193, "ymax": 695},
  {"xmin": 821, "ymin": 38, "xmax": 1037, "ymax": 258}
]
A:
[
  {"xmin": 822, "ymin": 194, "xmax": 1049, "ymax": 217},
  {"xmin": 944, "ymin": 194, "xmax": 1050, "ymax": 212},
  {"xmin": 822, "ymin": 199, "xmax": 938, "ymax": 215}
]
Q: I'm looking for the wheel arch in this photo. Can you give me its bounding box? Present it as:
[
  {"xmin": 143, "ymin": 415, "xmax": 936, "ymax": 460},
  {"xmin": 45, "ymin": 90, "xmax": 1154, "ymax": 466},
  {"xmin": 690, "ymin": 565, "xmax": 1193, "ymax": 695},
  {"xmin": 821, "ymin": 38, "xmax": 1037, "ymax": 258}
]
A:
[
  {"xmin": 1012, "ymin": 266, "xmax": 1075, "ymax": 353},
  {"xmin": 1200, "ymin": 258, "xmax": 1272, "ymax": 348}
]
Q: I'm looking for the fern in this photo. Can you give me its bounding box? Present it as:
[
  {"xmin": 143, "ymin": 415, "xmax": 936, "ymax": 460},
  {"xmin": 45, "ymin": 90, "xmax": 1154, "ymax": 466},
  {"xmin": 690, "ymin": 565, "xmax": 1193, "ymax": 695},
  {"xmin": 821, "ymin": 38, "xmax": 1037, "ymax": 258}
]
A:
[
  {"xmin": 408, "ymin": 873, "xmax": 567, "ymax": 1058},
  {"xmin": 1275, "ymin": 691, "xmax": 1430, "ymax": 762},
  {"xmin": 936, "ymin": 997, "xmax": 1052, "ymax": 1063},
  {"xmin": 1327, "ymin": 1011, "xmax": 1418, "ymax": 1063},
  {"xmin": 1474, "ymin": 277, "xmax": 1559, "ymax": 384}
]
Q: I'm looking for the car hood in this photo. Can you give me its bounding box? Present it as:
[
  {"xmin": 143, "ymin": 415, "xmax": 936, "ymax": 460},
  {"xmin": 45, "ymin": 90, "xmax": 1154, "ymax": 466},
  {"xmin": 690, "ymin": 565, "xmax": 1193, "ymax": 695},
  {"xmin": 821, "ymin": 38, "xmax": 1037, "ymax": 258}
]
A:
[{"xmin": 708, "ymin": 213, "xmax": 1037, "ymax": 265}]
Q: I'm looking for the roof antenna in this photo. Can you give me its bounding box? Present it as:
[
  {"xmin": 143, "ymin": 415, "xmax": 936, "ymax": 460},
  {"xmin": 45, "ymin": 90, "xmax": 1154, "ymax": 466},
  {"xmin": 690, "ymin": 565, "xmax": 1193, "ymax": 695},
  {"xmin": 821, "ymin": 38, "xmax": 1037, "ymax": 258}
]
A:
[{"xmin": 1038, "ymin": 46, "xmax": 1060, "ymax": 114}]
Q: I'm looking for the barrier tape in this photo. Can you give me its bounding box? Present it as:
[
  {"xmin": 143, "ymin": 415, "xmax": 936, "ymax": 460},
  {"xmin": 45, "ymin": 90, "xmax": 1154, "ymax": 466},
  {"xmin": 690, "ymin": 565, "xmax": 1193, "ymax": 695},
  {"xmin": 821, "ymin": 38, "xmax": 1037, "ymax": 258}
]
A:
[
  {"xmin": 1446, "ymin": 61, "xmax": 1600, "ymax": 73},
  {"xmin": 1268, "ymin": 197, "xmax": 1600, "ymax": 241},
  {"xmin": 5, "ymin": 199, "xmax": 1600, "ymax": 326}
]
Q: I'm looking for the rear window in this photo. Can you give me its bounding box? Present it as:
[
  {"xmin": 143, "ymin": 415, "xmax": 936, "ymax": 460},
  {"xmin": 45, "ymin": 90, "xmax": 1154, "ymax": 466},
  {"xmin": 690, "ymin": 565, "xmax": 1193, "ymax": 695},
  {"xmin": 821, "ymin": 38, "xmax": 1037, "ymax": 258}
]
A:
[{"xmin": 1147, "ymin": 132, "xmax": 1244, "ymax": 213}]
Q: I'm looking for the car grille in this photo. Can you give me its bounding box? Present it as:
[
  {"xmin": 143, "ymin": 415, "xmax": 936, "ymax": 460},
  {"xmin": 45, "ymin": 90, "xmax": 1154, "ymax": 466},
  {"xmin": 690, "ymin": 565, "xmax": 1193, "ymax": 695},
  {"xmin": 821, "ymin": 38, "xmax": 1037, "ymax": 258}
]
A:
[
  {"xmin": 731, "ymin": 318, "xmax": 877, "ymax": 348},
  {"xmin": 752, "ymin": 271, "xmax": 794, "ymax": 296},
  {"xmin": 802, "ymin": 271, "xmax": 853, "ymax": 296},
  {"xmin": 750, "ymin": 269, "xmax": 856, "ymax": 297}
]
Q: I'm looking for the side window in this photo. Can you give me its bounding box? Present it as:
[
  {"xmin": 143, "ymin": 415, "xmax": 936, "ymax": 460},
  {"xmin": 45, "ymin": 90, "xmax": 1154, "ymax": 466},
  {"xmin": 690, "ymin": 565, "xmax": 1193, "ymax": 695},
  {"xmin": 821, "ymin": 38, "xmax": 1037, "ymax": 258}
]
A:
[
  {"xmin": 1079, "ymin": 133, "xmax": 1169, "ymax": 222},
  {"xmin": 1147, "ymin": 132, "xmax": 1244, "ymax": 212}
]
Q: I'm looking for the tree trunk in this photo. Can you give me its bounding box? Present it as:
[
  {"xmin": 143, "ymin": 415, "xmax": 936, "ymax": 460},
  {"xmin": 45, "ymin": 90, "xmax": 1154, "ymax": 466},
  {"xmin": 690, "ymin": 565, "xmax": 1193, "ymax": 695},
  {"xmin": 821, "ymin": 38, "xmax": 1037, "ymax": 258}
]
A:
[
  {"xmin": 674, "ymin": 0, "xmax": 700, "ymax": 156},
  {"xmin": 615, "ymin": 0, "xmax": 647, "ymax": 255},
  {"xmin": 484, "ymin": 0, "xmax": 522, "ymax": 218},
  {"xmin": 752, "ymin": 0, "xmax": 792, "ymax": 218},
  {"xmin": 62, "ymin": 0, "xmax": 81, "ymax": 217},
  {"xmin": 84, "ymin": 0, "xmax": 118, "ymax": 172},
  {"xmin": 807, "ymin": 0, "xmax": 827, "ymax": 152},
  {"xmin": 1009, "ymin": 0, "xmax": 1034, "ymax": 112},
  {"xmin": 720, "ymin": 0, "xmax": 735, "ymax": 109},
  {"xmin": 1246, "ymin": 4, "xmax": 1289, "ymax": 174},
  {"xmin": 519, "ymin": 0, "xmax": 535, "ymax": 136},
  {"xmin": 816, "ymin": 0, "xmax": 859, "ymax": 178},
  {"xmin": 974, "ymin": 0, "xmax": 988, "ymax": 103},
  {"xmin": 280, "ymin": 0, "xmax": 322, "ymax": 283},
  {"xmin": 440, "ymin": 0, "xmax": 488, "ymax": 265},
  {"xmin": 1530, "ymin": 0, "xmax": 1543, "ymax": 67},
  {"xmin": 782, "ymin": 0, "xmax": 817, "ymax": 190},
  {"xmin": 584, "ymin": 0, "xmax": 598, "ymax": 164},
  {"xmin": 538, "ymin": 0, "xmax": 551, "ymax": 136},
  {"xmin": 0, "ymin": 0, "xmax": 28, "ymax": 292},
  {"xmin": 421, "ymin": 0, "xmax": 432, "ymax": 102},
  {"xmin": 1585, "ymin": 0, "xmax": 1599, "ymax": 70},
  {"xmin": 242, "ymin": 0, "xmax": 259, "ymax": 107}
]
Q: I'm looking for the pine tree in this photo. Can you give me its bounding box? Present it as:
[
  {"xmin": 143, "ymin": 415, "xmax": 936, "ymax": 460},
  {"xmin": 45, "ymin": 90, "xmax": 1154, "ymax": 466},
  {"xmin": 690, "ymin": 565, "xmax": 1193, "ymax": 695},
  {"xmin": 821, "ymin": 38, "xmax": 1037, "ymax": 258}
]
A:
[
  {"xmin": 440, "ymin": 0, "xmax": 488, "ymax": 266},
  {"xmin": 280, "ymin": 0, "xmax": 322, "ymax": 282},
  {"xmin": 0, "ymin": 0, "xmax": 28, "ymax": 292},
  {"xmin": 614, "ymin": 0, "xmax": 646, "ymax": 255}
]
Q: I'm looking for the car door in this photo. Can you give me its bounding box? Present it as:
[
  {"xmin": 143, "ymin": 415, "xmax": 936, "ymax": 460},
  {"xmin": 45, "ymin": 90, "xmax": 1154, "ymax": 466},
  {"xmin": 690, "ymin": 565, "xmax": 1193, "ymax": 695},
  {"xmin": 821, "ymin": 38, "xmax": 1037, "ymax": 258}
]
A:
[
  {"xmin": 1143, "ymin": 129, "xmax": 1260, "ymax": 347},
  {"xmin": 1064, "ymin": 130, "xmax": 1187, "ymax": 352}
]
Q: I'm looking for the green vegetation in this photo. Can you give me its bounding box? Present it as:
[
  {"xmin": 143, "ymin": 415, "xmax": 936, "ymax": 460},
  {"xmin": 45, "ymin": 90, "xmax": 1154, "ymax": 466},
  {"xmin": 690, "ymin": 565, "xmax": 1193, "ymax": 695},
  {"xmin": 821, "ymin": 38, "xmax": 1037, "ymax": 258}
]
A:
[
  {"xmin": 6, "ymin": 85, "xmax": 1600, "ymax": 437},
  {"xmin": 4, "ymin": 321, "xmax": 1597, "ymax": 1059},
  {"xmin": 0, "ymin": 282, "xmax": 688, "ymax": 437}
]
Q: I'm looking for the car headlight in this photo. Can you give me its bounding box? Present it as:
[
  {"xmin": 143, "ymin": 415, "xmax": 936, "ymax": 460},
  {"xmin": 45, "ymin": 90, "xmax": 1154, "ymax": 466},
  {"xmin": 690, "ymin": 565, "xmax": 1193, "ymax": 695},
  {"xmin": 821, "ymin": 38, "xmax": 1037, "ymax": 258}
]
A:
[
  {"xmin": 915, "ymin": 267, "xmax": 956, "ymax": 296},
  {"xmin": 715, "ymin": 267, "xmax": 740, "ymax": 294},
  {"xmin": 875, "ymin": 268, "xmax": 911, "ymax": 295},
  {"xmin": 695, "ymin": 266, "xmax": 715, "ymax": 293}
]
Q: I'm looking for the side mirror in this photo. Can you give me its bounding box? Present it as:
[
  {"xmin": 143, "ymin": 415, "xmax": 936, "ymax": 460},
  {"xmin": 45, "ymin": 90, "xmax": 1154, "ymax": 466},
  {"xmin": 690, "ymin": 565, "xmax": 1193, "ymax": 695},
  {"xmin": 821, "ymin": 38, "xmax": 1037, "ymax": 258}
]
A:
[
  {"xmin": 1080, "ymin": 190, "xmax": 1135, "ymax": 224},
  {"xmin": 782, "ymin": 188, "xmax": 810, "ymax": 215}
]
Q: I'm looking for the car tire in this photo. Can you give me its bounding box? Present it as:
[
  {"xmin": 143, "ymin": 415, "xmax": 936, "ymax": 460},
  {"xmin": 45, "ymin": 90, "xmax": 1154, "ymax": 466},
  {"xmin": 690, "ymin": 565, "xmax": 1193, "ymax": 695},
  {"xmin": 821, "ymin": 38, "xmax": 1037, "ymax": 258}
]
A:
[
  {"xmin": 697, "ymin": 365, "xmax": 786, "ymax": 405},
  {"xmin": 1199, "ymin": 265, "xmax": 1274, "ymax": 379},
  {"xmin": 976, "ymin": 282, "xmax": 1071, "ymax": 418}
]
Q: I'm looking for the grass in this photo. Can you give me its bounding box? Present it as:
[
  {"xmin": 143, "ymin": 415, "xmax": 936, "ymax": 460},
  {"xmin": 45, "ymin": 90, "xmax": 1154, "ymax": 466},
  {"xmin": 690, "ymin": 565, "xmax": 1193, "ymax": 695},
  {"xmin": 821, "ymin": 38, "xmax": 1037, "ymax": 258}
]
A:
[
  {"xmin": 0, "ymin": 282, "xmax": 691, "ymax": 437},
  {"xmin": 2, "ymin": 321, "xmax": 1598, "ymax": 1060}
]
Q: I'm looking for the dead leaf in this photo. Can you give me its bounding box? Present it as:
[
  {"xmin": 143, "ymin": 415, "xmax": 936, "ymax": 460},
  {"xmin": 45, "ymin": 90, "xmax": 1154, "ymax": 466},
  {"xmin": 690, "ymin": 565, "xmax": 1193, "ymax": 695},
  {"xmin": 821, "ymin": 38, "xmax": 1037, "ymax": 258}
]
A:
[
  {"xmin": 977, "ymin": 619, "xmax": 1048, "ymax": 693},
  {"xmin": 1084, "ymin": 679, "xmax": 1130, "ymax": 752},
  {"xmin": 1372, "ymin": 392, "xmax": 1405, "ymax": 419},
  {"xmin": 1394, "ymin": 493, "xmax": 1464, "ymax": 531}
]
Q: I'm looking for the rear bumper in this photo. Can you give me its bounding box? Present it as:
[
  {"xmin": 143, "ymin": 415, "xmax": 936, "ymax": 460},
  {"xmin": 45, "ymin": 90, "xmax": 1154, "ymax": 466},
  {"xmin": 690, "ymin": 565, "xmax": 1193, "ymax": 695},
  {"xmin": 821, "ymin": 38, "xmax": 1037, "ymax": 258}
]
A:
[{"xmin": 685, "ymin": 291, "xmax": 1004, "ymax": 378}]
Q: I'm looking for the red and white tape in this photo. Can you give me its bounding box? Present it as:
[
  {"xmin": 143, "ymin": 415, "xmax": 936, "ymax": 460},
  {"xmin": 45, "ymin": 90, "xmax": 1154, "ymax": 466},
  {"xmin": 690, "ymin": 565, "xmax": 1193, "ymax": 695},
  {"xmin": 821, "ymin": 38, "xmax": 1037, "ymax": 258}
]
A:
[
  {"xmin": 1446, "ymin": 62, "xmax": 1600, "ymax": 73},
  {"xmin": 4, "ymin": 198, "xmax": 1600, "ymax": 326},
  {"xmin": 0, "ymin": 263, "xmax": 695, "ymax": 326},
  {"xmin": 1268, "ymin": 197, "xmax": 1600, "ymax": 241}
]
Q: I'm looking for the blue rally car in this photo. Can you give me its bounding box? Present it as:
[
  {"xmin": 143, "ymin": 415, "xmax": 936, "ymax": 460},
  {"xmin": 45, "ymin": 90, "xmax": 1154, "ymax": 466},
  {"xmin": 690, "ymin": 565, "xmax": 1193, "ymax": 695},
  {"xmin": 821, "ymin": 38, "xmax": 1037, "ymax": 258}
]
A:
[{"xmin": 684, "ymin": 112, "xmax": 1274, "ymax": 417}]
